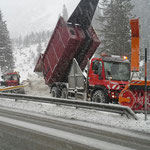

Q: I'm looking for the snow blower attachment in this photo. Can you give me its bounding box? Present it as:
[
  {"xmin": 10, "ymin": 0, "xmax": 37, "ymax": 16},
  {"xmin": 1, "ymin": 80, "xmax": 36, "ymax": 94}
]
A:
[{"xmin": 119, "ymin": 81, "xmax": 150, "ymax": 111}]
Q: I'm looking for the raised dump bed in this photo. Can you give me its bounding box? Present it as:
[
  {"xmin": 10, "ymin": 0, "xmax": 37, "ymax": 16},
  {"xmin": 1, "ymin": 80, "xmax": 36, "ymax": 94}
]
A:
[
  {"xmin": 34, "ymin": 0, "xmax": 100, "ymax": 86},
  {"xmin": 34, "ymin": 16, "xmax": 100, "ymax": 85},
  {"xmin": 34, "ymin": 17, "xmax": 85, "ymax": 84}
]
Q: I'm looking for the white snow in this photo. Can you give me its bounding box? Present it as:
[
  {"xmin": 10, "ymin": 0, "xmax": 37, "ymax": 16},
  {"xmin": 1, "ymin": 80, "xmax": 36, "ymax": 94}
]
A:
[
  {"xmin": 0, "ymin": 87, "xmax": 150, "ymax": 134},
  {"xmin": 13, "ymin": 44, "xmax": 40, "ymax": 81}
]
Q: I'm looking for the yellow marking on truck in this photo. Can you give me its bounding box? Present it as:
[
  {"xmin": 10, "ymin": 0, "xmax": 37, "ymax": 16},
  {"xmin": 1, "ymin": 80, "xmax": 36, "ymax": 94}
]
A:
[{"xmin": 0, "ymin": 85, "xmax": 25, "ymax": 92}]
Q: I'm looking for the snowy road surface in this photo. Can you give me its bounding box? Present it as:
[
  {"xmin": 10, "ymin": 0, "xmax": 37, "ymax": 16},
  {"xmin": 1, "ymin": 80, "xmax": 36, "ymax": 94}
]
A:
[{"xmin": 0, "ymin": 107, "xmax": 150, "ymax": 150}]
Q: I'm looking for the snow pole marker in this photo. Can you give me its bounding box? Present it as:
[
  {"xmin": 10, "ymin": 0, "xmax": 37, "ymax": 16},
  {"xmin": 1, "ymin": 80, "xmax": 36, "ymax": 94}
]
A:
[{"xmin": 145, "ymin": 48, "xmax": 148, "ymax": 121}]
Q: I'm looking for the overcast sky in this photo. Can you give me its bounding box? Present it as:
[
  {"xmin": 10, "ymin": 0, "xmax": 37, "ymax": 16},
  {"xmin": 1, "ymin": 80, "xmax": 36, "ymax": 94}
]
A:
[{"xmin": 0, "ymin": 0, "xmax": 80, "ymax": 38}]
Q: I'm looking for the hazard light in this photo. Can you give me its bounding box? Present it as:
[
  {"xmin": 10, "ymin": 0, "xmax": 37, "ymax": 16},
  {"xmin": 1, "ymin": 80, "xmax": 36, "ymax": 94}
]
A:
[{"xmin": 123, "ymin": 56, "xmax": 128, "ymax": 60}]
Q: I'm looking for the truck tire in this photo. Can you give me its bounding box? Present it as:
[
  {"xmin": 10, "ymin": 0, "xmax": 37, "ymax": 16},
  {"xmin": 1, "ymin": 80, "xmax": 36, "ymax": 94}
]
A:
[
  {"xmin": 51, "ymin": 87, "xmax": 60, "ymax": 98},
  {"xmin": 61, "ymin": 88, "xmax": 68, "ymax": 99},
  {"xmin": 92, "ymin": 90, "xmax": 107, "ymax": 103}
]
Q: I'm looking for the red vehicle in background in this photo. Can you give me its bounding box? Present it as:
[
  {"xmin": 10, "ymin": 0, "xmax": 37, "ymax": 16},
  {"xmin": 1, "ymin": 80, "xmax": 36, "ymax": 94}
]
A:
[
  {"xmin": 0, "ymin": 72, "xmax": 20, "ymax": 87},
  {"xmin": 0, "ymin": 72, "xmax": 25, "ymax": 94}
]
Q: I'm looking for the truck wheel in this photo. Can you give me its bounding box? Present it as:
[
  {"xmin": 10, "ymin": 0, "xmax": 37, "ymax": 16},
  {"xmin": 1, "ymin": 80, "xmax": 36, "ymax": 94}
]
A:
[
  {"xmin": 61, "ymin": 88, "xmax": 68, "ymax": 99},
  {"xmin": 92, "ymin": 90, "xmax": 106, "ymax": 103},
  {"xmin": 51, "ymin": 87, "xmax": 59, "ymax": 98}
]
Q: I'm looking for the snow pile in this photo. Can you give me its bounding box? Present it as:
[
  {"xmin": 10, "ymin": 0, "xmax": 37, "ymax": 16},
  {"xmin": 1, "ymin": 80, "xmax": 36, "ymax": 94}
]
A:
[
  {"xmin": 23, "ymin": 73, "xmax": 50, "ymax": 96},
  {"xmin": 0, "ymin": 97, "xmax": 149, "ymax": 133}
]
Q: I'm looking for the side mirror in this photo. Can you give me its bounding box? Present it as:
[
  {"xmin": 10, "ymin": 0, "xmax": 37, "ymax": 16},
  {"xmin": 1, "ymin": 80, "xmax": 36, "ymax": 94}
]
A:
[{"xmin": 1, "ymin": 75, "xmax": 3, "ymax": 79}]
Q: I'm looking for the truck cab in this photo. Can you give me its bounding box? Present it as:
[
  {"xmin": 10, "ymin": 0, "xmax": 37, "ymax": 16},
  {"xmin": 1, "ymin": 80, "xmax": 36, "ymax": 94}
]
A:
[{"xmin": 89, "ymin": 55, "xmax": 130, "ymax": 103}]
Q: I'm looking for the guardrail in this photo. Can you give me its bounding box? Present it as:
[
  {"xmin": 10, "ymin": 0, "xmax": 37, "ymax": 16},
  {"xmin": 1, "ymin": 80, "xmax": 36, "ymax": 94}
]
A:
[{"xmin": 0, "ymin": 92, "xmax": 138, "ymax": 120}]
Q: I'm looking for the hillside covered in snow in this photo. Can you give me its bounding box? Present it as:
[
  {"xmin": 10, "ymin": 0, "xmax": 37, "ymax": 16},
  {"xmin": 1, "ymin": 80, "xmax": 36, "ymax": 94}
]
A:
[{"xmin": 13, "ymin": 43, "xmax": 44, "ymax": 81}]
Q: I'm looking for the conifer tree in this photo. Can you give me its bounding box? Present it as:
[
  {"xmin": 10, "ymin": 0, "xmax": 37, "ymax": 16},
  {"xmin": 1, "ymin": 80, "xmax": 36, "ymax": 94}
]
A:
[
  {"xmin": 62, "ymin": 4, "xmax": 68, "ymax": 21},
  {"xmin": 97, "ymin": 0, "xmax": 133, "ymax": 57},
  {"xmin": 0, "ymin": 10, "xmax": 14, "ymax": 73}
]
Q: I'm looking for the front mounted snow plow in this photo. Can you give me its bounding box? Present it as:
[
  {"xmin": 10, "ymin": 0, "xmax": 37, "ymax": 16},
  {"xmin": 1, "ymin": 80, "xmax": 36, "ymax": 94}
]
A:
[
  {"xmin": 119, "ymin": 80, "xmax": 150, "ymax": 111},
  {"xmin": 0, "ymin": 85, "xmax": 26, "ymax": 94},
  {"xmin": 0, "ymin": 72, "xmax": 26, "ymax": 94}
]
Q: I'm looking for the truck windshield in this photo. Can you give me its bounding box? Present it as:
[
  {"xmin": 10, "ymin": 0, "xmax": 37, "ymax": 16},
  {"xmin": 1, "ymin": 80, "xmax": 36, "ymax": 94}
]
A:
[
  {"xmin": 4, "ymin": 74, "xmax": 19, "ymax": 81},
  {"xmin": 104, "ymin": 62, "xmax": 130, "ymax": 81}
]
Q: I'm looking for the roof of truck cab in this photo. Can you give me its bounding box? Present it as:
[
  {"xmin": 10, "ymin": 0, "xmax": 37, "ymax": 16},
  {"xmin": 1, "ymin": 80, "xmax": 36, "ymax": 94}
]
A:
[
  {"xmin": 91, "ymin": 57, "xmax": 130, "ymax": 63},
  {"xmin": 5, "ymin": 72, "xmax": 19, "ymax": 75}
]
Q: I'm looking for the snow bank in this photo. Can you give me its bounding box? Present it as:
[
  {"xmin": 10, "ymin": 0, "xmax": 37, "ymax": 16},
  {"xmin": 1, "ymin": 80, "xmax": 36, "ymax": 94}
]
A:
[{"xmin": 0, "ymin": 97, "xmax": 149, "ymax": 133}]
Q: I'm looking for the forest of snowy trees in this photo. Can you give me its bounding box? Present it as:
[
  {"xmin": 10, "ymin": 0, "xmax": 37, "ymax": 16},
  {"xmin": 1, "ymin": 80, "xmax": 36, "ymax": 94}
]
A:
[
  {"xmin": 13, "ymin": 4, "xmax": 69, "ymax": 49},
  {"xmin": 13, "ymin": 4, "xmax": 69, "ymax": 60},
  {"xmin": 13, "ymin": 30, "xmax": 52, "ymax": 48},
  {"xmin": 93, "ymin": 0, "xmax": 150, "ymax": 59},
  {"xmin": 0, "ymin": 10, "xmax": 14, "ymax": 73}
]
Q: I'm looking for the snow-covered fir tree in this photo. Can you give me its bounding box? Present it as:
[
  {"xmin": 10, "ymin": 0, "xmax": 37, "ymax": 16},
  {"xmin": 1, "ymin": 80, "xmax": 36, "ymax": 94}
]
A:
[
  {"xmin": 0, "ymin": 10, "xmax": 14, "ymax": 73},
  {"xmin": 13, "ymin": 30, "xmax": 52, "ymax": 48},
  {"xmin": 62, "ymin": 4, "xmax": 68, "ymax": 21},
  {"xmin": 34, "ymin": 40, "xmax": 42, "ymax": 65},
  {"xmin": 97, "ymin": 0, "xmax": 133, "ymax": 58}
]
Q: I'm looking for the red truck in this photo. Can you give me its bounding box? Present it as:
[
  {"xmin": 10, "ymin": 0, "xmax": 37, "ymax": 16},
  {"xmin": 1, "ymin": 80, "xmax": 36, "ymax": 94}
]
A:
[
  {"xmin": 88, "ymin": 55, "xmax": 130, "ymax": 103},
  {"xmin": 0, "ymin": 72, "xmax": 20, "ymax": 86},
  {"xmin": 34, "ymin": 0, "xmax": 130, "ymax": 103},
  {"xmin": 0, "ymin": 72, "xmax": 26, "ymax": 94}
]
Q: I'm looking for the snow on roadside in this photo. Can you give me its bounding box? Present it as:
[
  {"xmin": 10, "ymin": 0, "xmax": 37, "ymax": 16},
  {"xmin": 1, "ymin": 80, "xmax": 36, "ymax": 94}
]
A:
[{"xmin": 0, "ymin": 96, "xmax": 150, "ymax": 134}]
